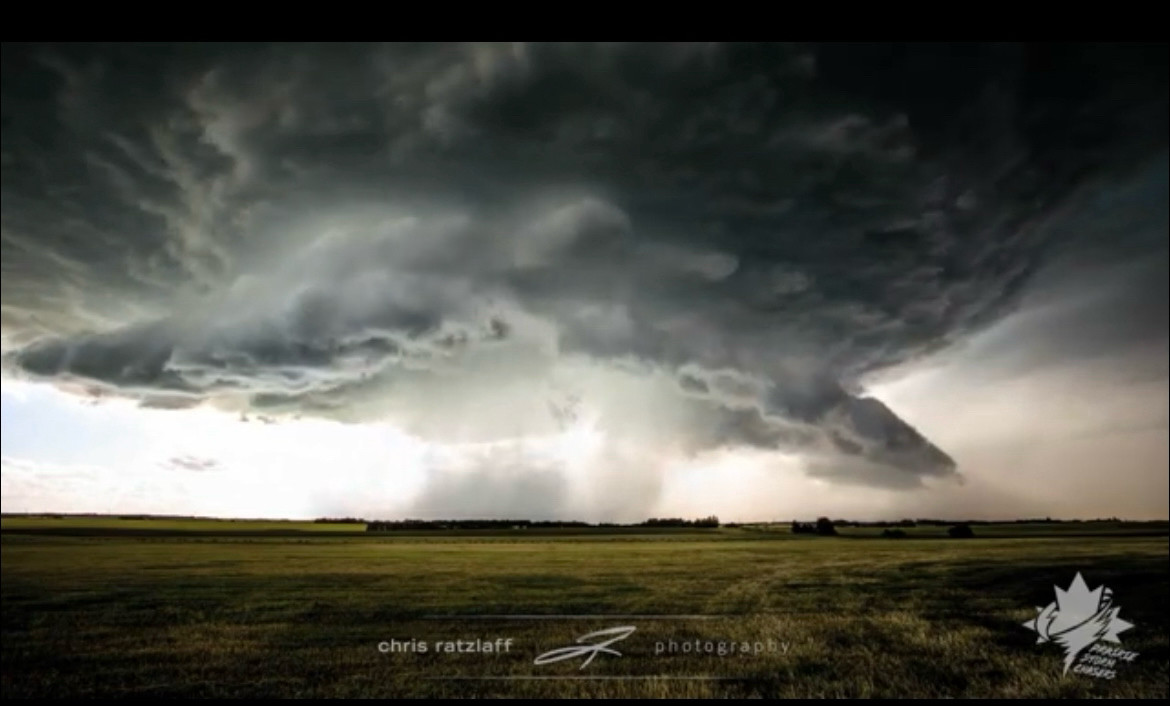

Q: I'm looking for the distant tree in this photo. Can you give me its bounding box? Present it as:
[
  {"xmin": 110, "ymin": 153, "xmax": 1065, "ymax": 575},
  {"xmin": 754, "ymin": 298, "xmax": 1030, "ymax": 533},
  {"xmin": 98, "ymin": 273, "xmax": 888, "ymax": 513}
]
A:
[
  {"xmin": 641, "ymin": 516, "xmax": 720, "ymax": 528},
  {"xmin": 815, "ymin": 517, "xmax": 838, "ymax": 536},
  {"xmin": 947, "ymin": 523, "xmax": 976, "ymax": 539},
  {"xmin": 881, "ymin": 528, "xmax": 907, "ymax": 539}
]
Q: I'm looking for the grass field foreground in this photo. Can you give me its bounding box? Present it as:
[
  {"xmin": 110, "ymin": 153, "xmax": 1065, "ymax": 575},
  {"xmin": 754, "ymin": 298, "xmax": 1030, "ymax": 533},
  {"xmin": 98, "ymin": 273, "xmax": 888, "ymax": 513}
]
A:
[{"xmin": 2, "ymin": 518, "xmax": 1166, "ymax": 698}]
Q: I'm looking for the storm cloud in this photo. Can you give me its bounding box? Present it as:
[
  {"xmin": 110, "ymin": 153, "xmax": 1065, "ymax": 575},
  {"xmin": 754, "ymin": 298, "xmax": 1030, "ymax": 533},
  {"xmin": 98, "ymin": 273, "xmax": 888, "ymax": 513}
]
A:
[{"xmin": 2, "ymin": 43, "xmax": 1166, "ymax": 489}]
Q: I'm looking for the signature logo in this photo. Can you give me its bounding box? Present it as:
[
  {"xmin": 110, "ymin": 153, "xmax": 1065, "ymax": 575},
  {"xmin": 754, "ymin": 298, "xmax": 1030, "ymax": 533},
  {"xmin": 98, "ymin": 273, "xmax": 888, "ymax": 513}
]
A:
[
  {"xmin": 533, "ymin": 626, "xmax": 637, "ymax": 669},
  {"xmin": 1023, "ymin": 572, "xmax": 1137, "ymax": 677}
]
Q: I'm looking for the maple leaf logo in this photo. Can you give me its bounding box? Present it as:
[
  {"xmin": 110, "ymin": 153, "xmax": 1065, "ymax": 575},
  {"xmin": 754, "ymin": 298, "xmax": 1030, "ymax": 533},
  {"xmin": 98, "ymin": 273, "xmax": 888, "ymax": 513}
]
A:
[{"xmin": 1023, "ymin": 572, "xmax": 1133, "ymax": 674}]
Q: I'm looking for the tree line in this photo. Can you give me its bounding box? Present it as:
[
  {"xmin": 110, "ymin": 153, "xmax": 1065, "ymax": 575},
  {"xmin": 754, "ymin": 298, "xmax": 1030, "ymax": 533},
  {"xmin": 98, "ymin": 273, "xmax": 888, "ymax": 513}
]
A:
[{"xmin": 364, "ymin": 516, "xmax": 721, "ymax": 531}]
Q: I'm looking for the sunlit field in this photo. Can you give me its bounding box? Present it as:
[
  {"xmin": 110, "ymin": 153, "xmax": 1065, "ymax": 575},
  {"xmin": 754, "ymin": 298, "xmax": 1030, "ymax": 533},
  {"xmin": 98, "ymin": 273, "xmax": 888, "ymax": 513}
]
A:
[{"xmin": 2, "ymin": 518, "xmax": 1166, "ymax": 698}]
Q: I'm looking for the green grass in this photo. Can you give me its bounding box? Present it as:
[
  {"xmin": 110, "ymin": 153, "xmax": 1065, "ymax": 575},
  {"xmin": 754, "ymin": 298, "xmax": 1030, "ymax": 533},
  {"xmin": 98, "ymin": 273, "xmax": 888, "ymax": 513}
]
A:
[
  {"xmin": 2, "ymin": 521, "xmax": 1167, "ymax": 698},
  {"xmin": 772, "ymin": 520, "xmax": 1170, "ymax": 539}
]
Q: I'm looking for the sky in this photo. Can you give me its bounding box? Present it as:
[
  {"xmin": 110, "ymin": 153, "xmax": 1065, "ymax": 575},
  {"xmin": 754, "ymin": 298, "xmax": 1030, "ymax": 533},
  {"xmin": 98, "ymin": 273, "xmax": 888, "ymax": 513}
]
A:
[{"xmin": 1, "ymin": 43, "xmax": 1166, "ymax": 521}]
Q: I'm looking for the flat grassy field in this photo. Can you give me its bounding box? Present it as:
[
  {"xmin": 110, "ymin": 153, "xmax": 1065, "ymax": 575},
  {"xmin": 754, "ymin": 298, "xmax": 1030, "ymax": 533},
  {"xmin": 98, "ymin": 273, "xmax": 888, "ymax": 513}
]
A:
[{"xmin": 2, "ymin": 518, "xmax": 1166, "ymax": 698}]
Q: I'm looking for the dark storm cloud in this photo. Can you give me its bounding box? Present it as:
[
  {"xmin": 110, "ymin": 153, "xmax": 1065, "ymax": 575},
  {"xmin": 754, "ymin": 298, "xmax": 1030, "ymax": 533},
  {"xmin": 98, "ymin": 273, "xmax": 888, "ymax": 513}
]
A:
[{"xmin": 2, "ymin": 42, "xmax": 1166, "ymax": 487}]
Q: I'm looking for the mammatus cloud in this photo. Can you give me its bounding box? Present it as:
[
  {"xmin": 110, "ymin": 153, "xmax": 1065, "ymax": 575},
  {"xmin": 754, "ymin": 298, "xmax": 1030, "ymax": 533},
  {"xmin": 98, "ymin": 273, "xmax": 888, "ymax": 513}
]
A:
[{"xmin": 2, "ymin": 43, "xmax": 1166, "ymax": 489}]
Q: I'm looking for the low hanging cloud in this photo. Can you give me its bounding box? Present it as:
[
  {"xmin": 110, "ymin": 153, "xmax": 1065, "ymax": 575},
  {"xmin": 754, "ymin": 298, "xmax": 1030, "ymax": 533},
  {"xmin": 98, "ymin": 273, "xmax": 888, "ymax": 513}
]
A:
[
  {"xmin": 2, "ymin": 43, "xmax": 1166, "ymax": 489},
  {"xmin": 161, "ymin": 455, "xmax": 220, "ymax": 473}
]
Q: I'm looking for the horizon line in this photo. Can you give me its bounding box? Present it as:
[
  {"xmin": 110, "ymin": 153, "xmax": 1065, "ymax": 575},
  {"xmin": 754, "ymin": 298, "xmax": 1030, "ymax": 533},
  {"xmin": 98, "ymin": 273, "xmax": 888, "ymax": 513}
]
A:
[{"xmin": 2, "ymin": 511, "xmax": 1167, "ymax": 524}]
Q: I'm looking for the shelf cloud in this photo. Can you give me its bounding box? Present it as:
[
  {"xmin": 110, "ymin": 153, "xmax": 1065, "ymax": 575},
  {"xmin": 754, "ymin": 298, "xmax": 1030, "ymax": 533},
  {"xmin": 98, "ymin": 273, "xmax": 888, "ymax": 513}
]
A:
[{"xmin": 3, "ymin": 43, "xmax": 1166, "ymax": 490}]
